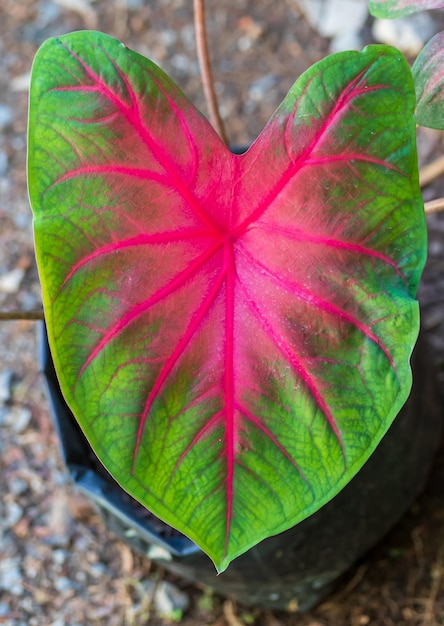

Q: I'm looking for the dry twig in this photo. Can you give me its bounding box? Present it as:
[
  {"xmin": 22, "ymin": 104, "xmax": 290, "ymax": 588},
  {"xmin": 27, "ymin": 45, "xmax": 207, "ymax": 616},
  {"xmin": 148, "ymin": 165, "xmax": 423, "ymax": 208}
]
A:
[
  {"xmin": 424, "ymin": 197, "xmax": 444, "ymax": 215},
  {"xmin": 419, "ymin": 155, "xmax": 444, "ymax": 188},
  {"xmin": 420, "ymin": 545, "xmax": 444, "ymax": 626},
  {"xmin": 223, "ymin": 599, "xmax": 245, "ymax": 626},
  {"xmin": 0, "ymin": 309, "xmax": 44, "ymax": 320}
]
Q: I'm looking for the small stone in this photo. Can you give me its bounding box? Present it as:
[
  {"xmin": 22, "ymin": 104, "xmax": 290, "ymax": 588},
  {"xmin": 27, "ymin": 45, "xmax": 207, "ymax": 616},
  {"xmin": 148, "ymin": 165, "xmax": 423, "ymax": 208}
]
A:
[
  {"xmin": 330, "ymin": 30, "xmax": 363, "ymax": 53},
  {"xmin": 43, "ymin": 490, "xmax": 74, "ymax": 547},
  {"xmin": 9, "ymin": 477, "xmax": 28, "ymax": 496},
  {"xmin": 180, "ymin": 24, "xmax": 196, "ymax": 51},
  {"xmin": 11, "ymin": 72, "xmax": 31, "ymax": 92},
  {"xmin": 152, "ymin": 580, "xmax": 189, "ymax": 618},
  {"xmin": 296, "ymin": 0, "xmax": 368, "ymax": 38},
  {"xmin": 0, "ymin": 268, "xmax": 25, "ymax": 294},
  {"xmin": 52, "ymin": 549, "xmax": 67, "ymax": 565},
  {"xmin": 36, "ymin": 1, "xmax": 61, "ymax": 27},
  {"xmin": 0, "ymin": 369, "xmax": 13, "ymax": 405},
  {"xmin": 11, "ymin": 135, "xmax": 26, "ymax": 152},
  {"xmin": 372, "ymin": 13, "xmax": 436, "ymax": 56},
  {"xmin": 75, "ymin": 570, "xmax": 87, "ymax": 583},
  {"xmin": 159, "ymin": 29, "xmax": 177, "ymax": 48},
  {"xmin": 54, "ymin": 576, "xmax": 73, "ymax": 592},
  {"xmin": 52, "ymin": 0, "xmax": 97, "ymax": 28},
  {"xmin": 0, "ymin": 152, "xmax": 8, "ymax": 176},
  {"xmin": 4, "ymin": 501, "xmax": 24, "ymax": 528},
  {"xmin": 89, "ymin": 562, "xmax": 106, "ymax": 577},
  {"xmin": 430, "ymin": 240, "xmax": 443, "ymax": 256},
  {"xmin": 154, "ymin": 581, "xmax": 190, "ymax": 615},
  {"xmin": 0, "ymin": 104, "xmax": 12, "ymax": 129},
  {"xmin": 145, "ymin": 544, "xmax": 173, "ymax": 561},
  {"xmin": 248, "ymin": 74, "xmax": 279, "ymax": 103},
  {"xmin": 0, "ymin": 558, "xmax": 23, "ymax": 595},
  {"xmin": 0, "ymin": 602, "xmax": 10, "ymax": 616},
  {"xmin": 6, "ymin": 406, "xmax": 32, "ymax": 433},
  {"xmin": 170, "ymin": 53, "xmax": 197, "ymax": 75}
]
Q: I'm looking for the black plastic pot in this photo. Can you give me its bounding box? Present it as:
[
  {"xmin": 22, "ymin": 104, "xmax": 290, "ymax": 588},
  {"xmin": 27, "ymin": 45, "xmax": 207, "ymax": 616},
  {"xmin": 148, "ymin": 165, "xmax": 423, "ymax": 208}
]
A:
[{"xmin": 39, "ymin": 322, "xmax": 442, "ymax": 612}]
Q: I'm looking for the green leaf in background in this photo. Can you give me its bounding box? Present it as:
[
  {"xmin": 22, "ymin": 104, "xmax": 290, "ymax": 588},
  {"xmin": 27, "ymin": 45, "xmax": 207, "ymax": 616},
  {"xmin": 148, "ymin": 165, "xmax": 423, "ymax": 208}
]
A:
[
  {"xmin": 413, "ymin": 31, "xmax": 444, "ymax": 129},
  {"xmin": 369, "ymin": 0, "xmax": 444, "ymax": 17}
]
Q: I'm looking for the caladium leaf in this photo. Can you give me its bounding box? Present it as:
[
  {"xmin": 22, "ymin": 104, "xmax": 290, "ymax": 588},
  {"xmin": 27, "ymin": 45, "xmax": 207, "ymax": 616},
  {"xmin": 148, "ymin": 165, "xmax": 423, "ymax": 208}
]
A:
[
  {"xmin": 369, "ymin": 0, "xmax": 444, "ymax": 17},
  {"xmin": 28, "ymin": 31, "xmax": 426, "ymax": 572},
  {"xmin": 413, "ymin": 31, "xmax": 444, "ymax": 129}
]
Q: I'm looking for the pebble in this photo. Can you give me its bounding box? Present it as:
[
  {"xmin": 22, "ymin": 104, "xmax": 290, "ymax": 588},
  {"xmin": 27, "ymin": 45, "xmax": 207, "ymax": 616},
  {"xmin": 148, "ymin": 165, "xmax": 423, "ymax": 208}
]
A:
[
  {"xmin": 0, "ymin": 603, "xmax": 10, "ymax": 616},
  {"xmin": 0, "ymin": 558, "xmax": 24, "ymax": 596},
  {"xmin": 3, "ymin": 502, "xmax": 24, "ymax": 528},
  {"xmin": 36, "ymin": 1, "xmax": 61, "ymax": 27},
  {"xmin": 159, "ymin": 29, "xmax": 177, "ymax": 49},
  {"xmin": 9, "ymin": 477, "xmax": 28, "ymax": 496},
  {"xmin": 372, "ymin": 13, "xmax": 436, "ymax": 55},
  {"xmin": 144, "ymin": 580, "xmax": 190, "ymax": 619},
  {"xmin": 296, "ymin": 0, "xmax": 368, "ymax": 38},
  {"xmin": 0, "ymin": 152, "xmax": 8, "ymax": 177},
  {"xmin": 52, "ymin": 549, "xmax": 67, "ymax": 565},
  {"xmin": 54, "ymin": 576, "xmax": 73, "ymax": 592},
  {"xmin": 429, "ymin": 240, "xmax": 443, "ymax": 256},
  {"xmin": 5, "ymin": 406, "xmax": 32, "ymax": 433},
  {"xmin": 89, "ymin": 562, "xmax": 106, "ymax": 577},
  {"xmin": 330, "ymin": 30, "xmax": 363, "ymax": 52},
  {"xmin": 0, "ymin": 267, "xmax": 25, "ymax": 294},
  {"xmin": 11, "ymin": 72, "xmax": 31, "ymax": 92},
  {"xmin": 170, "ymin": 53, "xmax": 198, "ymax": 75},
  {"xmin": 248, "ymin": 73, "xmax": 279, "ymax": 103},
  {"xmin": 0, "ymin": 104, "xmax": 12, "ymax": 129},
  {"xmin": 0, "ymin": 369, "xmax": 13, "ymax": 406},
  {"xmin": 180, "ymin": 24, "xmax": 196, "ymax": 51},
  {"xmin": 11, "ymin": 134, "xmax": 26, "ymax": 152},
  {"xmin": 52, "ymin": 0, "xmax": 97, "ymax": 28}
]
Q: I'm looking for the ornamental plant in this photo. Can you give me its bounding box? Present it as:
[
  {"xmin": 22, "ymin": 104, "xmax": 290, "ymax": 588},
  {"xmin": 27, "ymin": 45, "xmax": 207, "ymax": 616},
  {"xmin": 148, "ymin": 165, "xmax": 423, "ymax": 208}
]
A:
[{"xmin": 26, "ymin": 1, "xmax": 443, "ymax": 573}]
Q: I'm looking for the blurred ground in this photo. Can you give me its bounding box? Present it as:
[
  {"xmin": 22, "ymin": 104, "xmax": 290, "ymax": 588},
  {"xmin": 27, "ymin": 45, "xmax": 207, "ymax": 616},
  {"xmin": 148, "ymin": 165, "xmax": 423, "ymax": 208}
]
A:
[{"xmin": 0, "ymin": 1, "xmax": 444, "ymax": 624}]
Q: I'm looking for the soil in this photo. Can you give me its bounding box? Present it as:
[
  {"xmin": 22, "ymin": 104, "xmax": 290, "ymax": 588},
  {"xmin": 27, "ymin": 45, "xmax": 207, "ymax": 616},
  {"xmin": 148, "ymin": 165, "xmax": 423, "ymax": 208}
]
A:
[{"xmin": 0, "ymin": 1, "xmax": 444, "ymax": 625}]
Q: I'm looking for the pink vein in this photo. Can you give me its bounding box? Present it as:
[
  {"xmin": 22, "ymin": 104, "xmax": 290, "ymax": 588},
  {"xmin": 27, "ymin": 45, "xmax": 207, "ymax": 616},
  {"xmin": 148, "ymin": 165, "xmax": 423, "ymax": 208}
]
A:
[
  {"xmin": 141, "ymin": 67, "xmax": 200, "ymax": 185},
  {"xmin": 168, "ymin": 411, "xmax": 224, "ymax": 484},
  {"xmin": 239, "ymin": 245, "xmax": 396, "ymax": 369},
  {"xmin": 52, "ymin": 164, "xmax": 169, "ymax": 187},
  {"xmin": 304, "ymin": 154, "xmax": 403, "ymax": 173},
  {"xmin": 103, "ymin": 49, "xmax": 200, "ymax": 187},
  {"xmin": 234, "ymin": 71, "xmax": 400, "ymax": 235},
  {"xmin": 254, "ymin": 222, "xmax": 407, "ymax": 282},
  {"xmin": 223, "ymin": 241, "xmax": 236, "ymax": 558},
  {"xmin": 236, "ymin": 403, "xmax": 308, "ymax": 481},
  {"xmin": 57, "ymin": 44, "xmax": 220, "ymax": 234},
  {"xmin": 132, "ymin": 267, "xmax": 226, "ymax": 468},
  {"xmin": 78, "ymin": 240, "xmax": 223, "ymax": 376},
  {"xmin": 60, "ymin": 229, "xmax": 214, "ymax": 289},
  {"xmin": 238, "ymin": 280, "xmax": 345, "ymax": 453}
]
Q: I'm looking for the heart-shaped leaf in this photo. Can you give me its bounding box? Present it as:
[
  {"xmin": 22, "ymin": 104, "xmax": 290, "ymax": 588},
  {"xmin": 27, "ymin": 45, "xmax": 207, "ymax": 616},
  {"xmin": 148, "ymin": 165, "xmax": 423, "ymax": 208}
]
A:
[
  {"xmin": 28, "ymin": 32, "xmax": 426, "ymax": 572},
  {"xmin": 369, "ymin": 0, "xmax": 444, "ymax": 17},
  {"xmin": 412, "ymin": 31, "xmax": 444, "ymax": 129}
]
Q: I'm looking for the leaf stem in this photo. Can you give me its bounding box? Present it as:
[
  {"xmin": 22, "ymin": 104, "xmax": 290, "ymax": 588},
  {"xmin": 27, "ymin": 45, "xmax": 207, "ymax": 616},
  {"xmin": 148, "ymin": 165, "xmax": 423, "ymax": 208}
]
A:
[
  {"xmin": 193, "ymin": 0, "xmax": 229, "ymax": 146},
  {"xmin": 424, "ymin": 197, "xmax": 444, "ymax": 215}
]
